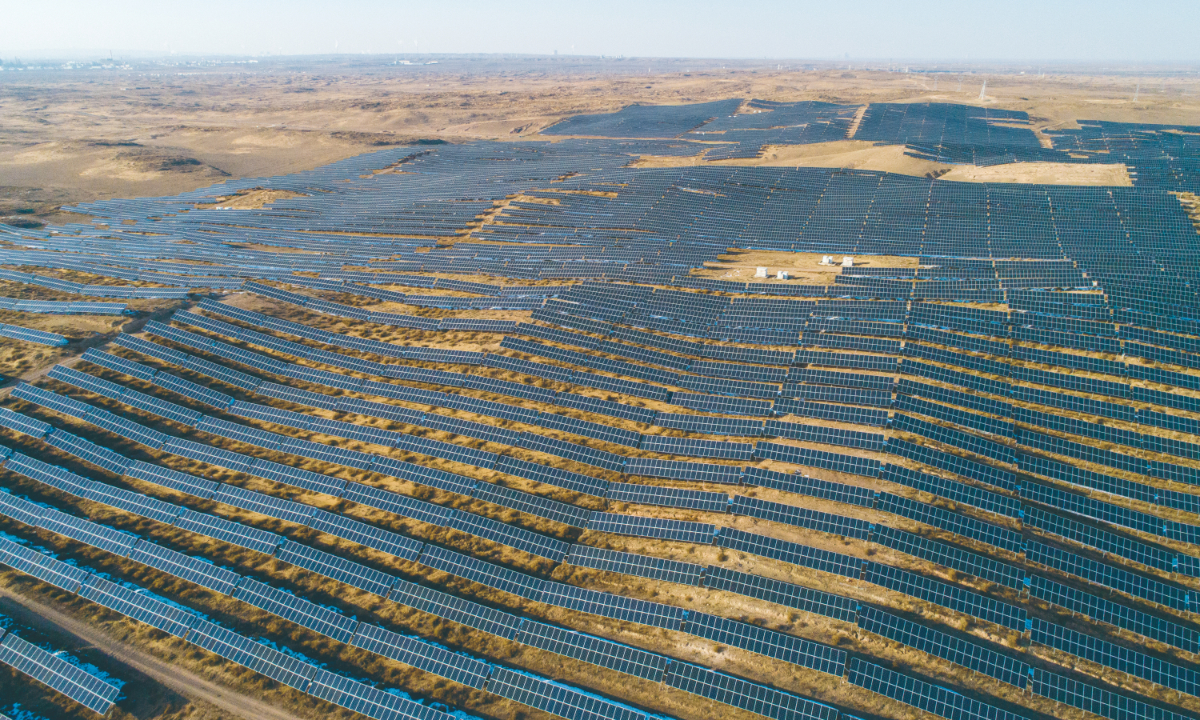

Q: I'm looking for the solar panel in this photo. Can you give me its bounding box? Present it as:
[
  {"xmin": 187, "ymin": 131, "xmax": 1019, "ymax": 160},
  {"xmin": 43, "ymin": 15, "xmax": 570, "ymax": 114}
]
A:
[
  {"xmin": 858, "ymin": 605, "xmax": 1028, "ymax": 687},
  {"xmin": 586, "ymin": 513, "xmax": 717, "ymax": 544},
  {"xmin": 486, "ymin": 666, "xmax": 644, "ymax": 720},
  {"xmin": 187, "ymin": 619, "xmax": 318, "ymax": 690},
  {"xmin": 419, "ymin": 545, "xmax": 545, "ymax": 600},
  {"xmin": 276, "ymin": 540, "xmax": 396, "ymax": 597},
  {"xmin": 565, "ymin": 544, "xmax": 704, "ymax": 585},
  {"xmin": 517, "ymin": 619, "xmax": 668, "ymax": 682},
  {"xmin": 0, "ymin": 407, "xmax": 53, "ymax": 439},
  {"xmin": 1030, "ymin": 667, "xmax": 1188, "ymax": 720},
  {"xmin": 0, "ymin": 536, "xmax": 91, "ymax": 592},
  {"xmin": 685, "ymin": 611, "xmax": 846, "ymax": 676},
  {"xmin": 350, "ymin": 623, "xmax": 492, "ymax": 689},
  {"xmin": 233, "ymin": 577, "xmax": 359, "ymax": 642},
  {"xmin": 730, "ymin": 495, "xmax": 872, "ymax": 540},
  {"xmin": 305, "ymin": 510, "xmax": 423, "ymax": 561},
  {"xmin": 536, "ymin": 581, "xmax": 685, "ymax": 629},
  {"xmin": 1030, "ymin": 618, "xmax": 1198, "ymax": 697},
  {"xmin": 703, "ymin": 564, "xmax": 858, "ymax": 622},
  {"xmin": 872, "ymin": 525, "xmax": 1025, "ymax": 589},
  {"xmin": 875, "ymin": 492, "xmax": 1024, "ymax": 552},
  {"xmin": 862, "ymin": 561, "xmax": 1027, "ymax": 629},
  {"xmin": 128, "ymin": 540, "xmax": 240, "ymax": 594},
  {"xmin": 847, "ymin": 657, "xmax": 1027, "ymax": 720},
  {"xmin": 444, "ymin": 508, "xmax": 569, "ymax": 560},
  {"xmin": 80, "ymin": 575, "xmax": 200, "ymax": 637},
  {"xmin": 1028, "ymin": 574, "xmax": 1198, "ymax": 654},
  {"xmin": 471, "ymin": 482, "xmax": 592, "ymax": 528},
  {"xmin": 389, "ymin": 577, "xmax": 523, "ymax": 640},
  {"xmin": 83, "ymin": 482, "xmax": 183, "ymax": 525},
  {"xmin": 37, "ymin": 507, "xmax": 139, "ymax": 557},
  {"xmin": 1025, "ymin": 541, "xmax": 1189, "ymax": 611},
  {"xmin": 664, "ymin": 661, "xmax": 838, "ymax": 720},
  {"xmin": 173, "ymin": 509, "xmax": 281, "ymax": 555},
  {"xmin": 306, "ymin": 668, "xmax": 449, "ymax": 720},
  {"xmin": 0, "ymin": 633, "xmax": 121, "ymax": 715},
  {"xmin": 123, "ymin": 460, "xmax": 219, "ymax": 499}
]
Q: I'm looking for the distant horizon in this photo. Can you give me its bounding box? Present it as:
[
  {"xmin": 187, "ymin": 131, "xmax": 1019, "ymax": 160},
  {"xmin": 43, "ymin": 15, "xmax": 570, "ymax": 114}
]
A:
[
  {"xmin": 3, "ymin": 52, "xmax": 1198, "ymax": 76},
  {"xmin": 3, "ymin": 0, "xmax": 1198, "ymax": 63}
]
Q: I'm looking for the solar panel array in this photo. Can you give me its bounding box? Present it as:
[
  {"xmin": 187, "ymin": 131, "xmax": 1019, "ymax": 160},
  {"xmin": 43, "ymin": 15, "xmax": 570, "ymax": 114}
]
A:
[{"xmin": 0, "ymin": 108, "xmax": 1198, "ymax": 720}]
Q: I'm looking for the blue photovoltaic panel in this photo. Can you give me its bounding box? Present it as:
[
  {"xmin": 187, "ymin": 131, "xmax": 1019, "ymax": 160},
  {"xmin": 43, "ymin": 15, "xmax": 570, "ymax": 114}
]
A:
[
  {"xmin": 419, "ymin": 545, "xmax": 545, "ymax": 600},
  {"xmin": 187, "ymin": 620, "xmax": 318, "ymax": 690},
  {"xmin": 516, "ymin": 619, "xmax": 669, "ymax": 682},
  {"xmin": 1030, "ymin": 618, "xmax": 1199, "ymax": 698},
  {"xmin": 0, "ymin": 633, "xmax": 121, "ymax": 715},
  {"xmin": 1025, "ymin": 541, "xmax": 1189, "ymax": 611},
  {"xmin": 872, "ymin": 525, "xmax": 1025, "ymax": 589},
  {"xmin": 305, "ymin": 510, "xmax": 424, "ymax": 561},
  {"xmin": 1028, "ymin": 574, "xmax": 1199, "ymax": 654},
  {"xmin": 1030, "ymin": 667, "xmax": 1187, "ymax": 720},
  {"xmin": 586, "ymin": 513, "xmax": 717, "ymax": 543},
  {"xmin": 716, "ymin": 527, "xmax": 863, "ymax": 578},
  {"xmin": 173, "ymin": 509, "xmax": 281, "ymax": 554},
  {"xmin": 664, "ymin": 661, "xmax": 839, "ymax": 720},
  {"xmin": 123, "ymin": 460, "xmax": 219, "ymax": 499},
  {"xmin": 863, "ymin": 561, "xmax": 1027, "ymax": 629},
  {"xmin": 129, "ymin": 540, "xmax": 241, "ymax": 594},
  {"xmin": 685, "ymin": 611, "xmax": 847, "ymax": 676},
  {"xmin": 537, "ymin": 581, "xmax": 685, "ymax": 629},
  {"xmin": 233, "ymin": 578, "xmax": 360, "ymax": 642},
  {"xmin": 80, "ymin": 575, "xmax": 199, "ymax": 637},
  {"xmin": 389, "ymin": 578, "xmax": 523, "ymax": 640},
  {"xmin": 858, "ymin": 605, "xmax": 1028, "ymax": 687},
  {"xmin": 565, "ymin": 544, "xmax": 704, "ymax": 585},
  {"xmin": 351, "ymin": 623, "xmax": 492, "ymax": 689},
  {"xmin": 276, "ymin": 540, "xmax": 396, "ymax": 597},
  {"xmin": 848, "ymin": 657, "xmax": 1027, "ymax": 720},
  {"xmin": 306, "ymin": 668, "xmax": 450, "ymax": 720},
  {"xmin": 37, "ymin": 507, "xmax": 139, "ymax": 557},
  {"xmin": 0, "ymin": 536, "xmax": 90, "ymax": 592},
  {"xmin": 486, "ymin": 666, "xmax": 644, "ymax": 720},
  {"xmin": 703, "ymin": 564, "xmax": 859, "ymax": 622},
  {"xmin": 444, "ymin": 508, "xmax": 569, "ymax": 560}
]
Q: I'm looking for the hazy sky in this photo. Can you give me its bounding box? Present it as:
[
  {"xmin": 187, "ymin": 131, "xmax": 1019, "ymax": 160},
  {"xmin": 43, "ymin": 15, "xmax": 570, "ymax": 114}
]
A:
[{"xmin": 5, "ymin": 0, "xmax": 1198, "ymax": 62}]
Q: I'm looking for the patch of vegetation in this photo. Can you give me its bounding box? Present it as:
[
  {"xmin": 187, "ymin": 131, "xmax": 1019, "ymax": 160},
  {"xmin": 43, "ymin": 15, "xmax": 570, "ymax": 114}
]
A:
[{"xmin": 2, "ymin": 219, "xmax": 44, "ymax": 229}]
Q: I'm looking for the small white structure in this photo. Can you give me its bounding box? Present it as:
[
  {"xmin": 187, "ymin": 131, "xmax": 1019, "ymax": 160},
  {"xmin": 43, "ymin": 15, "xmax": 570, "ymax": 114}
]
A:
[
  {"xmin": 754, "ymin": 267, "xmax": 768, "ymax": 278},
  {"xmin": 776, "ymin": 271, "xmax": 789, "ymax": 280},
  {"xmin": 819, "ymin": 255, "xmax": 834, "ymax": 266},
  {"xmin": 842, "ymin": 256, "xmax": 854, "ymax": 267}
]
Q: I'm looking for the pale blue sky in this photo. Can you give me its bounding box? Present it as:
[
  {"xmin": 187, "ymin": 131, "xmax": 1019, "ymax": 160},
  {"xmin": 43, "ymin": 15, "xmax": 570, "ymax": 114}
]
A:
[{"xmin": 5, "ymin": 0, "xmax": 1198, "ymax": 62}]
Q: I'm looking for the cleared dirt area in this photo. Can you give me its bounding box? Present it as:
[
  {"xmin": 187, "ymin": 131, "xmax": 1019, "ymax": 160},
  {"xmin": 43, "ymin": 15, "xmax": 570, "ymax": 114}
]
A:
[{"xmin": 939, "ymin": 161, "xmax": 1132, "ymax": 185}]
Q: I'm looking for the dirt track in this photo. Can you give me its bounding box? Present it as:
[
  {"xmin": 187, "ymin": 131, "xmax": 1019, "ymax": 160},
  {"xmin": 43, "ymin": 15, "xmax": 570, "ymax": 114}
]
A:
[{"xmin": 0, "ymin": 586, "xmax": 303, "ymax": 720}]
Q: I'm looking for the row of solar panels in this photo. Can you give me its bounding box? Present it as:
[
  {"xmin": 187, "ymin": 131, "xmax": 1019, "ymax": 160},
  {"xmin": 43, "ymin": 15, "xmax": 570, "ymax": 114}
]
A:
[
  {"xmin": 194, "ymin": 297, "xmax": 1200, "ymax": 445},
  {"xmin": 109, "ymin": 315, "xmax": 1200, "ymax": 562},
  {"xmin": 177, "ymin": 302, "xmax": 1200, "ymax": 477},
  {"xmin": 4, "ymin": 407, "xmax": 1192, "ymax": 720},
  {"xmin": 50, "ymin": 352, "xmax": 1200, "ymax": 605},
  {"xmin": 0, "ymin": 298, "xmax": 128, "ymax": 315},
  {"xmin": 0, "ymin": 268, "xmax": 191, "ymax": 299},
  {"xmin": 0, "ymin": 416, "xmax": 856, "ymax": 720},
  {"xmin": 3, "ymin": 400, "xmax": 1192, "ymax": 720},
  {"xmin": 21, "ymin": 360, "xmax": 1200, "ymax": 635},
  {"xmin": 130, "ymin": 305, "xmax": 1200, "ymax": 537},
  {"xmin": 0, "ymin": 323, "xmax": 68, "ymax": 347},
  {"xmin": 0, "ymin": 620, "xmax": 122, "ymax": 715}
]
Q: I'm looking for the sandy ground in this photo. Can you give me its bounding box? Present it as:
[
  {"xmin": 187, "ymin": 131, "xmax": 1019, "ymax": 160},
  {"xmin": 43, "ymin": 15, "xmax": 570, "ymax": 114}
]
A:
[
  {"xmin": 0, "ymin": 585, "xmax": 302, "ymax": 720},
  {"xmin": 3, "ymin": 58, "xmax": 1198, "ymax": 220}
]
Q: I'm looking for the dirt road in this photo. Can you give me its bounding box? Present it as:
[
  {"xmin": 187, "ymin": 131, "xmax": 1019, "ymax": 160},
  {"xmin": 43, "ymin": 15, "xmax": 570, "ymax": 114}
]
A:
[{"xmin": 0, "ymin": 586, "xmax": 304, "ymax": 720}]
